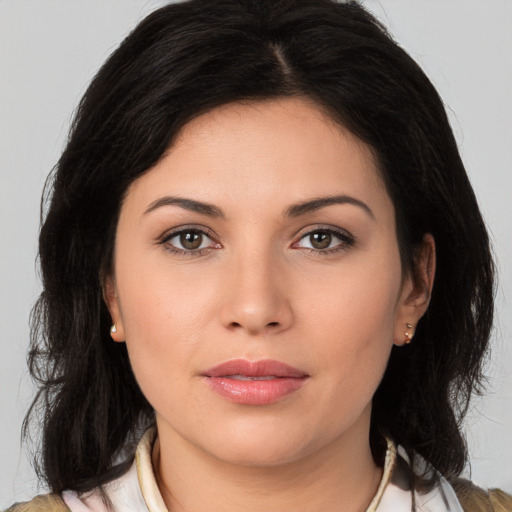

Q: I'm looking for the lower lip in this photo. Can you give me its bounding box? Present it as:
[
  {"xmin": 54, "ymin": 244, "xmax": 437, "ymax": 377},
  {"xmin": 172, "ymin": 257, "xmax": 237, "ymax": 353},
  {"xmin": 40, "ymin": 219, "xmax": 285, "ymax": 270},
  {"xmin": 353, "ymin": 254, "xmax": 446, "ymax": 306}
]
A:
[{"xmin": 205, "ymin": 376, "xmax": 307, "ymax": 405}]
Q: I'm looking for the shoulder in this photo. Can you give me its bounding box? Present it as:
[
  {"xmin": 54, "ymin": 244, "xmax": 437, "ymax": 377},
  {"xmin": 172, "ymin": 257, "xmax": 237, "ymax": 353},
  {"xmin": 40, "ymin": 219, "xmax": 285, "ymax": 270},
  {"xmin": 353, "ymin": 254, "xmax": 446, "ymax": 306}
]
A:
[
  {"xmin": 390, "ymin": 445, "xmax": 512, "ymax": 512},
  {"xmin": 450, "ymin": 477, "xmax": 512, "ymax": 512},
  {"xmin": 4, "ymin": 494, "xmax": 70, "ymax": 512}
]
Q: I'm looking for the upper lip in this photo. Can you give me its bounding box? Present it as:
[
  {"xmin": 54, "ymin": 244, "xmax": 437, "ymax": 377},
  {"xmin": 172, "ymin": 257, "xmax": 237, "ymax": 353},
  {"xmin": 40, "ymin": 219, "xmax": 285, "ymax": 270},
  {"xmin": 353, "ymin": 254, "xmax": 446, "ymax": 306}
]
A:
[{"xmin": 203, "ymin": 359, "xmax": 308, "ymax": 378}]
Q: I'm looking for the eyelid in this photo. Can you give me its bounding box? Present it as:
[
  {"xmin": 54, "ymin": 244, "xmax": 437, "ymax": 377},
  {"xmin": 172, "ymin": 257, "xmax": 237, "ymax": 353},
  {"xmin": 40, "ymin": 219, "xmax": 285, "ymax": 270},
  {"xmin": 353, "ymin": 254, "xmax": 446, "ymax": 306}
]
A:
[
  {"xmin": 158, "ymin": 225, "xmax": 221, "ymax": 255},
  {"xmin": 291, "ymin": 225, "xmax": 355, "ymax": 251},
  {"xmin": 158, "ymin": 224, "xmax": 216, "ymax": 241}
]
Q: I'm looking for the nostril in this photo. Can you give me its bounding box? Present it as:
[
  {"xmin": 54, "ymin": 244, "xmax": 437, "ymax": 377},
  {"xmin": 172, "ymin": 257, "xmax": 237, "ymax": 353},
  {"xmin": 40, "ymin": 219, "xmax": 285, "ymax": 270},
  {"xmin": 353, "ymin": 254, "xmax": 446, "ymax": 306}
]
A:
[{"xmin": 267, "ymin": 322, "xmax": 279, "ymax": 327}]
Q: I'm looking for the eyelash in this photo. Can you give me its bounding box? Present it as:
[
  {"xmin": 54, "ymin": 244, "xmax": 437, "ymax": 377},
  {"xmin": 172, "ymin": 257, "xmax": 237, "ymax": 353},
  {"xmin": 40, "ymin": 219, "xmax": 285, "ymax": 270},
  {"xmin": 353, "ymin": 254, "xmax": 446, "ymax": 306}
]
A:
[
  {"xmin": 292, "ymin": 226, "xmax": 355, "ymax": 255},
  {"xmin": 158, "ymin": 225, "xmax": 355, "ymax": 258},
  {"xmin": 158, "ymin": 225, "xmax": 220, "ymax": 258}
]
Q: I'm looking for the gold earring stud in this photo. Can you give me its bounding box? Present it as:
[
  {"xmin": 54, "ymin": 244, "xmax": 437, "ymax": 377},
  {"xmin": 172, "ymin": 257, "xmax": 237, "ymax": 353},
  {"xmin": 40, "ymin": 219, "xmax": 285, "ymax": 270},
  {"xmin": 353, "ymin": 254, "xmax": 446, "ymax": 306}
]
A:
[
  {"xmin": 404, "ymin": 323, "xmax": 414, "ymax": 344},
  {"xmin": 110, "ymin": 323, "xmax": 117, "ymax": 334}
]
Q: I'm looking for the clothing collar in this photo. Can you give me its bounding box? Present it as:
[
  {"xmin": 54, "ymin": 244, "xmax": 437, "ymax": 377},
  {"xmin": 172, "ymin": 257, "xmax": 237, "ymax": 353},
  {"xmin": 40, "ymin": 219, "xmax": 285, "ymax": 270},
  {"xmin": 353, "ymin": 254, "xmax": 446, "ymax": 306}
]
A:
[
  {"xmin": 107, "ymin": 428, "xmax": 462, "ymax": 512},
  {"xmin": 135, "ymin": 428, "xmax": 168, "ymax": 512}
]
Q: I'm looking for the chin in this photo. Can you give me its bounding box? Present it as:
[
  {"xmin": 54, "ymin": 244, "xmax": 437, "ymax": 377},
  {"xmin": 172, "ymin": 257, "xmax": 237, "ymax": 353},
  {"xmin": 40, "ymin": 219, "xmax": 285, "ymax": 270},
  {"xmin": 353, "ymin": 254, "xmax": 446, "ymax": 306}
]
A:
[
  {"xmin": 198, "ymin": 422, "xmax": 317, "ymax": 468},
  {"xmin": 212, "ymin": 443, "xmax": 307, "ymax": 468}
]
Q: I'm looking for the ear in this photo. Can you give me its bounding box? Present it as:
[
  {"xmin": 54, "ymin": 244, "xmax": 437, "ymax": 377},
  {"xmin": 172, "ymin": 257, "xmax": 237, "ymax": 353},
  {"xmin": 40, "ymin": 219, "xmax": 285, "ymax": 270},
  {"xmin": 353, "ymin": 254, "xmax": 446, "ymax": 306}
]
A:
[
  {"xmin": 393, "ymin": 234, "xmax": 436, "ymax": 346},
  {"xmin": 103, "ymin": 275, "xmax": 125, "ymax": 343}
]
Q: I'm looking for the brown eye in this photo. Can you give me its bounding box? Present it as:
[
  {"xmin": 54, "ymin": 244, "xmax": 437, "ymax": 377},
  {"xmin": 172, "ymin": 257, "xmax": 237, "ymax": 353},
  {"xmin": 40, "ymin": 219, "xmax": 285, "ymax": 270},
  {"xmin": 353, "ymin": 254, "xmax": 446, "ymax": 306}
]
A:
[
  {"xmin": 294, "ymin": 227, "xmax": 354, "ymax": 253},
  {"xmin": 310, "ymin": 231, "xmax": 332, "ymax": 249},
  {"xmin": 180, "ymin": 231, "xmax": 203, "ymax": 250},
  {"xmin": 162, "ymin": 228, "xmax": 217, "ymax": 253}
]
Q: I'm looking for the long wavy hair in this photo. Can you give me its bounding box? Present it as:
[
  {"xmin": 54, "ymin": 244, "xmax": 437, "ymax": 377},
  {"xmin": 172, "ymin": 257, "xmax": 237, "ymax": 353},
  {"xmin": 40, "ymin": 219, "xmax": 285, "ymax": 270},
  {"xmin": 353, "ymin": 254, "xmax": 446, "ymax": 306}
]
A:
[{"xmin": 26, "ymin": 0, "xmax": 494, "ymax": 495}]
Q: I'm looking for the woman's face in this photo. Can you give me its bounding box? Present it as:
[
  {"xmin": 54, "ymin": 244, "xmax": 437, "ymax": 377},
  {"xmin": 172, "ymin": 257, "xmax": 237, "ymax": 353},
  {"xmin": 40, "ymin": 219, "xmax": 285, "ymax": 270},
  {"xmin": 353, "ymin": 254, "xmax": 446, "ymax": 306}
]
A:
[{"xmin": 106, "ymin": 98, "xmax": 429, "ymax": 467}]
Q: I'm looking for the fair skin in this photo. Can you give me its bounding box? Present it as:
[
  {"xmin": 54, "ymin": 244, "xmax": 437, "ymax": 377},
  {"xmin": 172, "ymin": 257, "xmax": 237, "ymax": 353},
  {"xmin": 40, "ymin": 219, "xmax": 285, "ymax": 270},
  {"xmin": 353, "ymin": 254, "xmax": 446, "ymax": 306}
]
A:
[{"xmin": 105, "ymin": 97, "xmax": 435, "ymax": 512}]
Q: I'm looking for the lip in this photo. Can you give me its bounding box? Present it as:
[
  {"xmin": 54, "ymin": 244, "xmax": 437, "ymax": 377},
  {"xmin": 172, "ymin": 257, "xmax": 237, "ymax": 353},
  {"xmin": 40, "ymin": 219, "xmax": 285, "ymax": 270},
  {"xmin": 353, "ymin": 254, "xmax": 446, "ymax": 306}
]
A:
[{"xmin": 202, "ymin": 359, "xmax": 309, "ymax": 405}]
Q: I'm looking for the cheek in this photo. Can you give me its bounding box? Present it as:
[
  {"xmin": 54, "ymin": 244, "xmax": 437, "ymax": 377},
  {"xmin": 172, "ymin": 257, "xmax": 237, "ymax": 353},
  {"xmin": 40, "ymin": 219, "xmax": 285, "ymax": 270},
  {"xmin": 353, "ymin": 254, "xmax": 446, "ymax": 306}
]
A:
[
  {"xmin": 297, "ymin": 274, "xmax": 398, "ymax": 436},
  {"xmin": 113, "ymin": 259, "xmax": 216, "ymax": 401},
  {"xmin": 300, "ymin": 248, "xmax": 401, "ymax": 333},
  {"xmin": 116, "ymin": 244, "xmax": 219, "ymax": 334},
  {"xmin": 114, "ymin": 250, "xmax": 243, "ymax": 395},
  {"xmin": 299, "ymin": 252, "xmax": 401, "ymax": 385}
]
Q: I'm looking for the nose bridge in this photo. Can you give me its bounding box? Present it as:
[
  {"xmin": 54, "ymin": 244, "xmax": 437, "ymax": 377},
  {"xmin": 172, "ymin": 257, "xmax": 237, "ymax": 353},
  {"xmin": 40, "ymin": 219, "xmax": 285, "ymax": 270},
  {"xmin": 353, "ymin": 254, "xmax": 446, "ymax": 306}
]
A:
[{"xmin": 220, "ymin": 244, "xmax": 293, "ymax": 335}]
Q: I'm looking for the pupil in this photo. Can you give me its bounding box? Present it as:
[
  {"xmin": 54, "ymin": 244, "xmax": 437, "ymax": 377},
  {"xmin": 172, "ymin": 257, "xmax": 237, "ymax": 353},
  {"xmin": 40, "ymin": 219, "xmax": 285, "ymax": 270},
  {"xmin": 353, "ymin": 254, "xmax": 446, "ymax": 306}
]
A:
[
  {"xmin": 180, "ymin": 231, "xmax": 202, "ymax": 250},
  {"xmin": 311, "ymin": 232, "xmax": 331, "ymax": 249}
]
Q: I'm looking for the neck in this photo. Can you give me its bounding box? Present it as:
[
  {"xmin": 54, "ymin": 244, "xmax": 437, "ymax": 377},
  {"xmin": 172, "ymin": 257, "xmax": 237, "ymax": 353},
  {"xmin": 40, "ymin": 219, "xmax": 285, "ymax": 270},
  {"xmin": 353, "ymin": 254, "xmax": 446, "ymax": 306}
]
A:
[{"xmin": 153, "ymin": 420, "xmax": 382, "ymax": 512}]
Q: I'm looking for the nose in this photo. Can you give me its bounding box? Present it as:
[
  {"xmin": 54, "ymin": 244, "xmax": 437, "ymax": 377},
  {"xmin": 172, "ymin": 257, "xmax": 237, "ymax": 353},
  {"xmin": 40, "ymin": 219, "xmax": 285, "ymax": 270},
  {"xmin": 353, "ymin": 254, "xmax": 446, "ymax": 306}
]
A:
[{"xmin": 219, "ymin": 252, "xmax": 294, "ymax": 336}]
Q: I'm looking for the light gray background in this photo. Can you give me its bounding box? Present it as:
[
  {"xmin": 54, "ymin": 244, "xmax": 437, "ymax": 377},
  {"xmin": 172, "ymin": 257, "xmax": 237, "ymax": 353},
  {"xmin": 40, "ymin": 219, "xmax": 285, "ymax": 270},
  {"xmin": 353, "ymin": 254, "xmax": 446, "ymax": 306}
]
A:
[{"xmin": 1, "ymin": 0, "xmax": 511, "ymax": 506}]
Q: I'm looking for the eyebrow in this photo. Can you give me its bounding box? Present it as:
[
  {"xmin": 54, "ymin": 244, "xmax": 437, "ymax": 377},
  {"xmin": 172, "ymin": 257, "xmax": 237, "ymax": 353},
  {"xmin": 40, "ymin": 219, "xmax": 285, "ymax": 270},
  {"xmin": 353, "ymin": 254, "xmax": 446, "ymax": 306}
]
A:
[
  {"xmin": 284, "ymin": 195, "xmax": 375, "ymax": 219},
  {"xmin": 143, "ymin": 194, "xmax": 374, "ymax": 220},
  {"xmin": 144, "ymin": 196, "xmax": 225, "ymax": 218}
]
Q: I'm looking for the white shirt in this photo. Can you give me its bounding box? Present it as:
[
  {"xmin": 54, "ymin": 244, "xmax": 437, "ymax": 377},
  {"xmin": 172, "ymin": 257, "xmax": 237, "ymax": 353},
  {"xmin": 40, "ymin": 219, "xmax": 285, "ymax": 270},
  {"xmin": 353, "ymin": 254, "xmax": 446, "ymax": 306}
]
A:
[{"xmin": 62, "ymin": 429, "xmax": 464, "ymax": 512}]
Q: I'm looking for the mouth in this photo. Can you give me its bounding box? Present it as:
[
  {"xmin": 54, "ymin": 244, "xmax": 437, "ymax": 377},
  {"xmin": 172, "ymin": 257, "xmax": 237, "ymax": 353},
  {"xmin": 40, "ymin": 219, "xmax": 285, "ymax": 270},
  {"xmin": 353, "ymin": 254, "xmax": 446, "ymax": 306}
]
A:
[
  {"xmin": 202, "ymin": 359, "xmax": 309, "ymax": 405},
  {"xmin": 221, "ymin": 375, "xmax": 280, "ymax": 381}
]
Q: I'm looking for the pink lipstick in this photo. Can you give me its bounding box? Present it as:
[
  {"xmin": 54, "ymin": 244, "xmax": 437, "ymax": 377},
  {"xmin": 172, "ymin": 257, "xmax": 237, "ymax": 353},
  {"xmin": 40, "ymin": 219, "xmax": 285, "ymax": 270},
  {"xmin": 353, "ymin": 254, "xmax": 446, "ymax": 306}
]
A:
[{"xmin": 203, "ymin": 359, "xmax": 308, "ymax": 405}]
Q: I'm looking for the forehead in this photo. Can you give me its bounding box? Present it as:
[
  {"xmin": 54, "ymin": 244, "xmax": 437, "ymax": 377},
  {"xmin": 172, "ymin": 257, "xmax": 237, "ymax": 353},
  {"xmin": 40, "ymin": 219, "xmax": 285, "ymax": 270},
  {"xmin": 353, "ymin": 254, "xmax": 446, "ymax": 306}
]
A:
[{"xmin": 124, "ymin": 97, "xmax": 390, "ymax": 217}]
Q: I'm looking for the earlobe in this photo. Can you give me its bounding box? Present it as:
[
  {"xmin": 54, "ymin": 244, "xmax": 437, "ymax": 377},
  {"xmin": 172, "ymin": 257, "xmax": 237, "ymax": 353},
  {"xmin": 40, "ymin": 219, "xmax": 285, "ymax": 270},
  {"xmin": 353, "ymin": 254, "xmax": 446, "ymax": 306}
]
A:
[
  {"xmin": 103, "ymin": 275, "xmax": 125, "ymax": 342},
  {"xmin": 394, "ymin": 234, "xmax": 436, "ymax": 346}
]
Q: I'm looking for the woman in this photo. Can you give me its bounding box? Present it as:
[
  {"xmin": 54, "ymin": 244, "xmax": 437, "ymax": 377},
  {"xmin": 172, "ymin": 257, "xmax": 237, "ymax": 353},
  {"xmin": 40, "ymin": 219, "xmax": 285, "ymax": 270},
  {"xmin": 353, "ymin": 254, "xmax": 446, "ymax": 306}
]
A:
[{"xmin": 6, "ymin": 0, "xmax": 511, "ymax": 511}]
